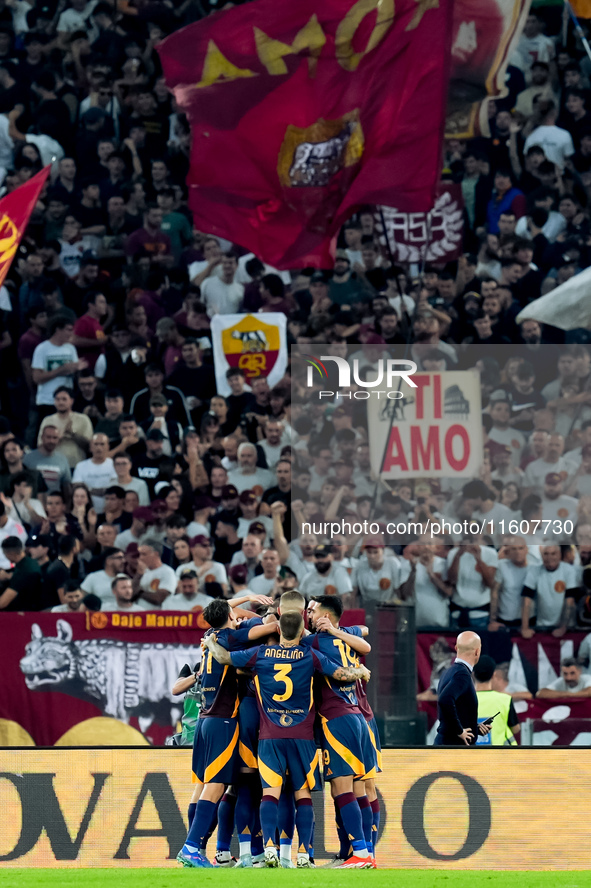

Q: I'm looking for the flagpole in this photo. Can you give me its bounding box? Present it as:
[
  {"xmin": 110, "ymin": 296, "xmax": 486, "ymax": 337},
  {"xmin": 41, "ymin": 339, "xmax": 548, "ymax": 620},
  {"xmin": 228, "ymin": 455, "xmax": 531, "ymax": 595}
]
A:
[{"xmin": 566, "ymin": 1, "xmax": 591, "ymax": 64}]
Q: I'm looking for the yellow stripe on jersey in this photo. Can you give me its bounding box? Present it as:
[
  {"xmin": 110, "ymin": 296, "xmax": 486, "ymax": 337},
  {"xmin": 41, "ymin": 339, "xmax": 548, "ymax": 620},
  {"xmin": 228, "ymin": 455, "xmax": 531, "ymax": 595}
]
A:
[
  {"xmin": 322, "ymin": 718, "xmax": 365, "ymax": 778},
  {"xmin": 258, "ymin": 755, "xmax": 283, "ymax": 788},
  {"xmin": 203, "ymin": 721, "xmax": 239, "ymax": 783},
  {"xmin": 367, "ymin": 723, "xmax": 383, "ymax": 770},
  {"xmin": 239, "ymin": 740, "xmax": 257, "ymax": 769}
]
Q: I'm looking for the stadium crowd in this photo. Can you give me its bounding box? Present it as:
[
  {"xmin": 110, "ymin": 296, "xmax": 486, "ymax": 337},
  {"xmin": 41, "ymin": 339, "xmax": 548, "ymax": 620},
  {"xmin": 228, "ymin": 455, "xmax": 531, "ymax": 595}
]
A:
[
  {"xmin": 0, "ymin": 1, "xmax": 588, "ymax": 727},
  {"xmin": 0, "ymin": 3, "xmax": 587, "ymax": 637}
]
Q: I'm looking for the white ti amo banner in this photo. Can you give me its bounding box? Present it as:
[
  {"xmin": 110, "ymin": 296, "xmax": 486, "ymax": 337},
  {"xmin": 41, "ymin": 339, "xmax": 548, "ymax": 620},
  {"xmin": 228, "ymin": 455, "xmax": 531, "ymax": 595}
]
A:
[
  {"xmin": 367, "ymin": 370, "xmax": 483, "ymax": 479},
  {"xmin": 211, "ymin": 312, "xmax": 288, "ymax": 397}
]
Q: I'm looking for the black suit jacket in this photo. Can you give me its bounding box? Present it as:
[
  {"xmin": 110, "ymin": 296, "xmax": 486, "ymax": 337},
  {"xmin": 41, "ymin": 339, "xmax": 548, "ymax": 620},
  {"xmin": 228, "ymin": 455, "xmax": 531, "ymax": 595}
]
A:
[{"xmin": 434, "ymin": 661, "xmax": 478, "ymax": 746}]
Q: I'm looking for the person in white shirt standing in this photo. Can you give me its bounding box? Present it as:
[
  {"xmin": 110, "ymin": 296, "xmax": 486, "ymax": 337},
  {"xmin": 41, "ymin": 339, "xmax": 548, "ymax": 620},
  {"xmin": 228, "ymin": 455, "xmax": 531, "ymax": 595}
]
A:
[
  {"xmin": 521, "ymin": 544, "xmax": 578, "ymax": 637},
  {"xmin": 516, "ymin": 12, "xmax": 555, "ymax": 77},
  {"xmin": 135, "ymin": 538, "xmax": 178, "ymax": 608},
  {"xmin": 524, "ymin": 101, "xmax": 575, "ymax": 170},
  {"xmin": 31, "ymin": 313, "xmax": 88, "ymax": 419},
  {"xmin": 201, "ymin": 252, "xmax": 244, "ymax": 317},
  {"xmin": 447, "ymin": 539, "xmax": 499, "ymax": 631},
  {"xmin": 73, "ymin": 433, "xmax": 114, "ymax": 512},
  {"xmin": 103, "ymin": 574, "xmax": 145, "ymax": 612}
]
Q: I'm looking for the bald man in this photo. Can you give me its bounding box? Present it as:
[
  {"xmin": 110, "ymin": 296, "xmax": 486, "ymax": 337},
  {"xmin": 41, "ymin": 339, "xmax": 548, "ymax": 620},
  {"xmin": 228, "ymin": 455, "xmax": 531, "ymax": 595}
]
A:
[{"xmin": 434, "ymin": 632, "xmax": 492, "ymax": 746}]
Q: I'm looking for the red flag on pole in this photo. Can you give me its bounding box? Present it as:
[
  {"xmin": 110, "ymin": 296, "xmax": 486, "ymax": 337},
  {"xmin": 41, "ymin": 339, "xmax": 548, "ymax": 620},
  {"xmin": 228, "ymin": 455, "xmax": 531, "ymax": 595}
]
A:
[
  {"xmin": 159, "ymin": 0, "xmax": 453, "ymax": 269},
  {"xmin": 0, "ymin": 166, "xmax": 51, "ymax": 288}
]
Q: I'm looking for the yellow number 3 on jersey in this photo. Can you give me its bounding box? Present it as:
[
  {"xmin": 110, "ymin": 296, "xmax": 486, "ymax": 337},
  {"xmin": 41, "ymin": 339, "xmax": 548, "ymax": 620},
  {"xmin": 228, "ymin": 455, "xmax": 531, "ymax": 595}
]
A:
[{"xmin": 272, "ymin": 663, "xmax": 293, "ymax": 702}]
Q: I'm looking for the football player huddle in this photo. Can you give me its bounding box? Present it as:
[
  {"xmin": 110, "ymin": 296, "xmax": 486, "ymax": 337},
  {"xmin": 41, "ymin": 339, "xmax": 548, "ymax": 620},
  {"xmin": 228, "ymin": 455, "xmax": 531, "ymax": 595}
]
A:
[{"xmin": 176, "ymin": 590, "xmax": 382, "ymax": 869}]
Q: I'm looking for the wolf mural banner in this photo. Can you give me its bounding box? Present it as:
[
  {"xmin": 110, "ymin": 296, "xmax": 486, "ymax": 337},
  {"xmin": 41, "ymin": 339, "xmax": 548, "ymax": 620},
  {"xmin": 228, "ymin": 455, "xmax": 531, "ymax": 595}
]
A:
[
  {"xmin": 0, "ymin": 612, "xmax": 205, "ymax": 747},
  {"xmin": 158, "ymin": 0, "xmax": 453, "ymax": 268},
  {"xmin": 211, "ymin": 312, "xmax": 288, "ymax": 396}
]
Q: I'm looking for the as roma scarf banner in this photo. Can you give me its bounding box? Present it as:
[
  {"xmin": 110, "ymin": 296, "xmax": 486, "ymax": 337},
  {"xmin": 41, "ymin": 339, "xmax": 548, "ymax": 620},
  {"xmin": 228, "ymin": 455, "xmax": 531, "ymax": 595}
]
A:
[
  {"xmin": 0, "ymin": 166, "xmax": 51, "ymax": 288},
  {"xmin": 159, "ymin": 0, "xmax": 453, "ymax": 269}
]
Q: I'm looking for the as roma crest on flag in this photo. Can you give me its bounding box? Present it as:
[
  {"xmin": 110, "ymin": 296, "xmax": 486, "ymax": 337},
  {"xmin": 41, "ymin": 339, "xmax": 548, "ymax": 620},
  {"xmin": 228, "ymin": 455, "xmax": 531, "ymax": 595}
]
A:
[
  {"xmin": 211, "ymin": 313, "xmax": 288, "ymax": 396},
  {"xmin": 159, "ymin": 0, "xmax": 453, "ymax": 269}
]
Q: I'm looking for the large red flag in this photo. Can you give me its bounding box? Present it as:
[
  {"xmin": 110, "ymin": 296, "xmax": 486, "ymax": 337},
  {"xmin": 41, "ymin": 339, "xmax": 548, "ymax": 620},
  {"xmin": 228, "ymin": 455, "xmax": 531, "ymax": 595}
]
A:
[
  {"xmin": 159, "ymin": 0, "xmax": 453, "ymax": 269},
  {"xmin": 0, "ymin": 166, "xmax": 51, "ymax": 287}
]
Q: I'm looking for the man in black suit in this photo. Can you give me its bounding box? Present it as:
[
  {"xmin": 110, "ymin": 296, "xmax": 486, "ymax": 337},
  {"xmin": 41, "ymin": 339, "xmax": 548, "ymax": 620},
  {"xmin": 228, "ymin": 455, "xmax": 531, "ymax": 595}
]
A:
[{"xmin": 434, "ymin": 631, "xmax": 492, "ymax": 746}]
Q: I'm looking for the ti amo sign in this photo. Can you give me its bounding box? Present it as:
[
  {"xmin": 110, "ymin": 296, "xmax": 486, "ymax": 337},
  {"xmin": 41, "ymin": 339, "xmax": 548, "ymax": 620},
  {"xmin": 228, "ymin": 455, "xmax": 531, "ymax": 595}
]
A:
[
  {"xmin": 0, "ymin": 749, "xmax": 587, "ymax": 868},
  {"xmin": 367, "ymin": 370, "xmax": 483, "ymax": 480}
]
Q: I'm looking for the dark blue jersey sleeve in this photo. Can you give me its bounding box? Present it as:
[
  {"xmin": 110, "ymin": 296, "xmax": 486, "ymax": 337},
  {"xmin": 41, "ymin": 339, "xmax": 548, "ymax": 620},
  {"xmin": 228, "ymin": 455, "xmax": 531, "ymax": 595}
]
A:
[
  {"xmin": 311, "ymin": 649, "xmax": 340, "ymax": 677},
  {"xmin": 230, "ymin": 647, "xmax": 260, "ymax": 669}
]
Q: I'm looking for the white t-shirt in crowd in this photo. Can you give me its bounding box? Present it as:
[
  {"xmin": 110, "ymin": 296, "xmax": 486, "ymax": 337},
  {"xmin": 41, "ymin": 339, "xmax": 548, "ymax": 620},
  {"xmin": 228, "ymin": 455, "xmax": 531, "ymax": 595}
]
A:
[
  {"xmin": 516, "ymin": 32, "xmax": 555, "ymax": 72},
  {"xmin": 524, "ymin": 125, "xmax": 574, "ymax": 169},
  {"xmin": 72, "ymin": 457, "xmax": 115, "ymax": 512},
  {"xmin": 161, "ymin": 591, "xmax": 214, "ymax": 612},
  {"xmin": 0, "ymin": 517, "xmax": 28, "ymax": 568},
  {"xmin": 523, "ymin": 456, "xmax": 576, "ymax": 494},
  {"xmin": 102, "ymin": 601, "xmax": 146, "ymax": 613},
  {"xmin": 515, "ymin": 210, "xmax": 566, "ymax": 243},
  {"xmin": 0, "ymin": 115, "xmax": 14, "ymax": 172},
  {"xmin": 353, "ymin": 556, "xmax": 402, "ymax": 604},
  {"xmin": 259, "ymin": 439, "xmax": 284, "ymax": 470},
  {"xmin": 497, "ymin": 559, "xmax": 532, "ymax": 622},
  {"xmin": 448, "ymin": 546, "xmax": 499, "ymax": 615},
  {"xmin": 227, "ymin": 466, "xmax": 274, "ymax": 494},
  {"xmin": 57, "ymin": 0, "xmax": 97, "ymax": 32},
  {"xmin": 523, "ymin": 561, "xmax": 578, "ymax": 629},
  {"xmin": 299, "ymin": 564, "xmax": 353, "ymax": 598},
  {"xmin": 238, "ymin": 515, "xmax": 273, "ymax": 545},
  {"xmin": 187, "ymin": 260, "xmax": 223, "ymax": 282},
  {"xmin": 81, "ymin": 570, "xmax": 118, "ymax": 610},
  {"xmin": 544, "ymin": 674, "xmax": 591, "ymax": 694},
  {"xmin": 487, "ymin": 426, "xmax": 526, "ymax": 467},
  {"xmin": 117, "ymin": 477, "xmax": 151, "ymax": 507},
  {"xmin": 186, "ymin": 520, "xmax": 210, "ymax": 538},
  {"xmin": 472, "ymin": 502, "xmax": 514, "ymax": 546},
  {"xmin": 235, "ymin": 253, "xmax": 291, "ymax": 285},
  {"xmin": 31, "ymin": 340, "xmax": 79, "ymax": 406},
  {"xmin": 249, "ymin": 574, "xmax": 278, "ymax": 596},
  {"xmin": 388, "ymin": 294, "xmax": 416, "ymax": 317},
  {"xmin": 414, "ymin": 557, "xmax": 450, "ymax": 628},
  {"xmin": 541, "ymin": 494, "xmax": 578, "ymax": 537},
  {"xmin": 139, "ymin": 563, "xmax": 178, "ymax": 607},
  {"xmin": 175, "ymin": 560, "xmax": 227, "ymax": 592},
  {"xmin": 201, "ymin": 276, "xmax": 244, "ymax": 316}
]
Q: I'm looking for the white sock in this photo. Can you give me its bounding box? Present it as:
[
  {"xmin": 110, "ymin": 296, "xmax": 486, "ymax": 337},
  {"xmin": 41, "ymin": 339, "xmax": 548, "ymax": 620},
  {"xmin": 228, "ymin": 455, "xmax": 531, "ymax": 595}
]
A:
[
  {"xmin": 356, "ymin": 848, "xmax": 370, "ymax": 858},
  {"xmin": 280, "ymin": 843, "xmax": 292, "ymax": 862},
  {"xmin": 239, "ymin": 841, "xmax": 251, "ymax": 858},
  {"xmin": 184, "ymin": 844, "xmax": 198, "ymax": 853}
]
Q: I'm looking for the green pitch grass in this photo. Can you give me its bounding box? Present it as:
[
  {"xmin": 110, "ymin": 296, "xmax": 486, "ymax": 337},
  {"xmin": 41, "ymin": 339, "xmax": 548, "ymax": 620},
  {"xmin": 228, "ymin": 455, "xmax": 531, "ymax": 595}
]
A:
[{"xmin": 2, "ymin": 871, "xmax": 590, "ymax": 888}]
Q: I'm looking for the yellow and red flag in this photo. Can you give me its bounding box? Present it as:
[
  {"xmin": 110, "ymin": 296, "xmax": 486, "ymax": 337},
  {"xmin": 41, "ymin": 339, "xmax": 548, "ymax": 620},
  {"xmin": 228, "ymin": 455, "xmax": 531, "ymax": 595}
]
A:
[
  {"xmin": 0, "ymin": 166, "xmax": 51, "ymax": 288},
  {"xmin": 159, "ymin": 0, "xmax": 453, "ymax": 269}
]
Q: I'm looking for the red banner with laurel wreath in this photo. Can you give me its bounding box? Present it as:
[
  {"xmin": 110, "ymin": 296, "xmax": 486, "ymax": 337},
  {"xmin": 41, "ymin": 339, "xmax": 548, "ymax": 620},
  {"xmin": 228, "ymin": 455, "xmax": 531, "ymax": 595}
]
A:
[{"xmin": 0, "ymin": 167, "xmax": 51, "ymax": 287}]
